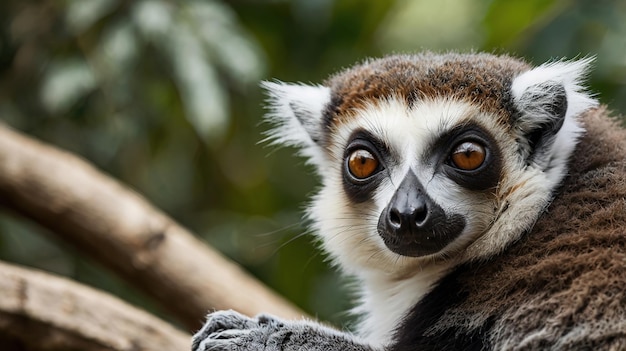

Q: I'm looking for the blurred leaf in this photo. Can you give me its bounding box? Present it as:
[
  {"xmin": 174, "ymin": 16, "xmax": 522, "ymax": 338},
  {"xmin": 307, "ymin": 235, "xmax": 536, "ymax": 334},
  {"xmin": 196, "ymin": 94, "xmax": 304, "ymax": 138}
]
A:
[
  {"xmin": 129, "ymin": 0, "xmax": 265, "ymax": 141},
  {"xmin": 65, "ymin": 0, "xmax": 119, "ymax": 34},
  {"xmin": 190, "ymin": 1, "xmax": 266, "ymax": 87},
  {"xmin": 93, "ymin": 20, "xmax": 139, "ymax": 108},
  {"xmin": 169, "ymin": 26, "xmax": 229, "ymax": 141},
  {"xmin": 131, "ymin": 0, "xmax": 174, "ymax": 39},
  {"xmin": 40, "ymin": 59, "xmax": 96, "ymax": 114},
  {"xmin": 98, "ymin": 21, "xmax": 138, "ymax": 76}
]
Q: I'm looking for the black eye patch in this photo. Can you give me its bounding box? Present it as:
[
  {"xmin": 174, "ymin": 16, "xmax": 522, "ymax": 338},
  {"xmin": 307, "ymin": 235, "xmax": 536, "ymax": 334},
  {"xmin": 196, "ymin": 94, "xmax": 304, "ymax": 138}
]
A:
[
  {"xmin": 342, "ymin": 130, "xmax": 392, "ymax": 203},
  {"xmin": 429, "ymin": 124, "xmax": 503, "ymax": 191}
]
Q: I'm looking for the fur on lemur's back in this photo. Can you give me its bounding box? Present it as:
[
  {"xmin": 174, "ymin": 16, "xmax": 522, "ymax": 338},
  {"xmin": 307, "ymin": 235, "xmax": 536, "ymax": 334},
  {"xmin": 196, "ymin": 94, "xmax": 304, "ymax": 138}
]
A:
[{"xmin": 393, "ymin": 107, "xmax": 626, "ymax": 350}]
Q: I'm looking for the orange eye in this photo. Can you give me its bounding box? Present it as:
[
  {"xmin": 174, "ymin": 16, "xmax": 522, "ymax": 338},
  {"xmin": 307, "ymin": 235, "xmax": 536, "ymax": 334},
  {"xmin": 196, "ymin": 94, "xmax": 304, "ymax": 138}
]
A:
[
  {"xmin": 348, "ymin": 149, "xmax": 379, "ymax": 179},
  {"xmin": 450, "ymin": 141, "xmax": 486, "ymax": 171}
]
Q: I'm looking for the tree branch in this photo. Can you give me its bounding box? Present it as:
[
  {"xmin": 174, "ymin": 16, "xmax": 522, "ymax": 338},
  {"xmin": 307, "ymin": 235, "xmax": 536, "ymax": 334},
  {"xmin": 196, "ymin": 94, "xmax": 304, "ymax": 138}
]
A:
[
  {"xmin": 0, "ymin": 123, "xmax": 305, "ymax": 331},
  {"xmin": 0, "ymin": 260, "xmax": 189, "ymax": 351}
]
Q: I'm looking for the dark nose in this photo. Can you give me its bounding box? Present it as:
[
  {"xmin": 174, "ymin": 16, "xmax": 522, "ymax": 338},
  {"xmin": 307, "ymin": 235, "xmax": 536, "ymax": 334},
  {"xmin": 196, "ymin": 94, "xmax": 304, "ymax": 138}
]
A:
[
  {"xmin": 387, "ymin": 191, "xmax": 429, "ymax": 231},
  {"xmin": 384, "ymin": 172, "xmax": 430, "ymax": 233}
]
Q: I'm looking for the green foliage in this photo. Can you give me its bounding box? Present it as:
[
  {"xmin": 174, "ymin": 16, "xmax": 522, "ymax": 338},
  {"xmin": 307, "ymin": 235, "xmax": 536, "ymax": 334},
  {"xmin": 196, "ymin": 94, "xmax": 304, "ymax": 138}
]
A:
[{"xmin": 1, "ymin": 0, "xmax": 625, "ymax": 329}]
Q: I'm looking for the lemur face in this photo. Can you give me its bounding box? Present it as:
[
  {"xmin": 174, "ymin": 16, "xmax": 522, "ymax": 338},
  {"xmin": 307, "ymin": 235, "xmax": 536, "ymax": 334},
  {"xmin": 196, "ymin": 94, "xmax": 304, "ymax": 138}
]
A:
[
  {"xmin": 264, "ymin": 53, "xmax": 596, "ymax": 275},
  {"xmin": 312, "ymin": 98, "xmax": 515, "ymax": 273},
  {"xmin": 335, "ymin": 98, "xmax": 502, "ymax": 258}
]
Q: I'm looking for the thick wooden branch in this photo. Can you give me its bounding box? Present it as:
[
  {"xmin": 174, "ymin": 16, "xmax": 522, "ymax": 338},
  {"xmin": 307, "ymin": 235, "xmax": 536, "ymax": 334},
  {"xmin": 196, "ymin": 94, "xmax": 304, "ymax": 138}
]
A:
[
  {"xmin": 0, "ymin": 260, "xmax": 189, "ymax": 351},
  {"xmin": 0, "ymin": 123, "xmax": 305, "ymax": 331}
]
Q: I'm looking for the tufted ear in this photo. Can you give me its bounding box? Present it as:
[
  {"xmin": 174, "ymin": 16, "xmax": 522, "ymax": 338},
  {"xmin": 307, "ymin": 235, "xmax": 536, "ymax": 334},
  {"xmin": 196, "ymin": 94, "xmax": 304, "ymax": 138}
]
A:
[
  {"xmin": 511, "ymin": 58, "xmax": 597, "ymax": 175},
  {"xmin": 261, "ymin": 81, "xmax": 331, "ymax": 167}
]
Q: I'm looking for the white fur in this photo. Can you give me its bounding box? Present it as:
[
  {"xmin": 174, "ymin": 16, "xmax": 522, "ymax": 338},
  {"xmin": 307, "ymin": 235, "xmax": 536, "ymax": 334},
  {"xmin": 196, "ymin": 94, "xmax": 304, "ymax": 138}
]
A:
[
  {"xmin": 354, "ymin": 263, "xmax": 455, "ymax": 346},
  {"xmin": 262, "ymin": 81, "xmax": 331, "ymax": 169},
  {"xmin": 511, "ymin": 57, "xmax": 598, "ymax": 186}
]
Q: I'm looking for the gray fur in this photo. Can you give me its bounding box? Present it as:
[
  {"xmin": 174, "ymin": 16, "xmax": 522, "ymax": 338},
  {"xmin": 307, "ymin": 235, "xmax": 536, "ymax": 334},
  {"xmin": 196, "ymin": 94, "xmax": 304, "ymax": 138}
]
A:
[{"xmin": 193, "ymin": 311, "xmax": 375, "ymax": 351}]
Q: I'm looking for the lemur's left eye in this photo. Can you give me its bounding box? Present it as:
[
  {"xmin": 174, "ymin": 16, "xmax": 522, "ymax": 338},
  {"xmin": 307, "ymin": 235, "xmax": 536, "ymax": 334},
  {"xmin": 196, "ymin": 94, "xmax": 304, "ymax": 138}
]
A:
[
  {"xmin": 450, "ymin": 141, "xmax": 486, "ymax": 171},
  {"xmin": 348, "ymin": 149, "xmax": 379, "ymax": 179}
]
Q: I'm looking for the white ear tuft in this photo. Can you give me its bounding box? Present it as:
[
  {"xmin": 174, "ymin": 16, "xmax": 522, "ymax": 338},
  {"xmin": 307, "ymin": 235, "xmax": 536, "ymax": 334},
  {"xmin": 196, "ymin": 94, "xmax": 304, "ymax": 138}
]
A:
[
  {"xmin": 511, "ymin": 57, "xmax": 598, "ymax": 184},
  {"xmin": 261, "ymin": 81, "xmax": 331, "ymax": 167},
  {"xmin": 511, "ymin": 57, "xmax": 597, "ymax": 127}
]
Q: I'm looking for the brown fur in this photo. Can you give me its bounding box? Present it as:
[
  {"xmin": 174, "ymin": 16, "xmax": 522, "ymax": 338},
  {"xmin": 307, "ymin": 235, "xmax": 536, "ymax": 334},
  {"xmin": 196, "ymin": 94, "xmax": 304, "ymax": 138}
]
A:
[
  {"xmin": 438, "ymin": 106, "xmax": 626, "ymax": 348},
  {"xmin": 324, "ymin": 52, "xmax": 530, "ymax": 125}
]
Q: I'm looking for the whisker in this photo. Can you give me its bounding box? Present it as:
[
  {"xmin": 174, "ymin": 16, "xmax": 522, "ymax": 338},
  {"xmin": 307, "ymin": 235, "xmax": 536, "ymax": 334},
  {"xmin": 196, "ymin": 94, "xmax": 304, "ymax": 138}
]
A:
[
  {"xmin": 269, "ymin": 229, "xmax": 313, "ymax": 256},
  {"xmin": 254, "ymin": 222, "xmax": 303, "ymax": 238}
]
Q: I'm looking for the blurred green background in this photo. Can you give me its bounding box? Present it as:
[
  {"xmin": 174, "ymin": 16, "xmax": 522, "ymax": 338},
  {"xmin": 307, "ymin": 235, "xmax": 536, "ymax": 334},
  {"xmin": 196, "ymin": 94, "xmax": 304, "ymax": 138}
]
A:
[{"xmin": 0, "ymin": 0, "xmax": 625, "ymax": 330}]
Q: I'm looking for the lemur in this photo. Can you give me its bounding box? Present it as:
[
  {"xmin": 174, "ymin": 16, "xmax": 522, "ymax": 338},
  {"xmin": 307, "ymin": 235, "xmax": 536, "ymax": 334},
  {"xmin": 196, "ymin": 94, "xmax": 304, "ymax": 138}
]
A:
[{"xmin": 192, "ymin": 52, "xmax": 626, "ymax": 350}]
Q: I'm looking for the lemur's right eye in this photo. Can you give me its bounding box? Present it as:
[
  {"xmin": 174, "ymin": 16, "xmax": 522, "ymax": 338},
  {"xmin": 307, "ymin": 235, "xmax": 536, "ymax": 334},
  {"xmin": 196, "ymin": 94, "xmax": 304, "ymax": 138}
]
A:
[{"xmin": 347, "ymin": 149, "xmax": 379, "ymax": 179}]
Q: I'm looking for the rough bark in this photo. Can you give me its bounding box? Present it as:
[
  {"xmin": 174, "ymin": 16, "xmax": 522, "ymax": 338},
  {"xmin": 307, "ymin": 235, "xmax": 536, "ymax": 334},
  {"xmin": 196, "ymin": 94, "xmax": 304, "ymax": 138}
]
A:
[
  {"xmin": 0, "ymin": 260, "xmax": 190, "ymax": 351},
  {"xmin": 0, "ymin": 123, "xmax": 305, "ymax": 331}
]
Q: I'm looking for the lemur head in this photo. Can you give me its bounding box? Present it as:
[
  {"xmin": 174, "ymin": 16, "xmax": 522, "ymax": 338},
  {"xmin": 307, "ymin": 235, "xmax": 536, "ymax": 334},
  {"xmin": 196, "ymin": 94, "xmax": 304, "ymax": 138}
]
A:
[{"xmin": 264, "ymin": 53, "xmax": 596, "ymax": 277}]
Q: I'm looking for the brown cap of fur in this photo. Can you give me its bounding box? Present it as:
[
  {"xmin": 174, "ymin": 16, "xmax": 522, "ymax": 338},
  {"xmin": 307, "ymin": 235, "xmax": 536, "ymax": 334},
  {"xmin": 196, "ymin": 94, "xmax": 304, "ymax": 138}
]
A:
[{"xmin": 323, "ymin": 52, "xmax": 531, "ymax": 124}]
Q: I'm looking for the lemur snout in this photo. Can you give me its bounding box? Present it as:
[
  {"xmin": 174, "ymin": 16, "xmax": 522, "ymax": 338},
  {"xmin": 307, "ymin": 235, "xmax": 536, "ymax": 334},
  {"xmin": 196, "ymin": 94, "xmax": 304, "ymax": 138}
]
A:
[{"xmin": 377, "ymin": 172, "xmax": 464, "ymax": 257}]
